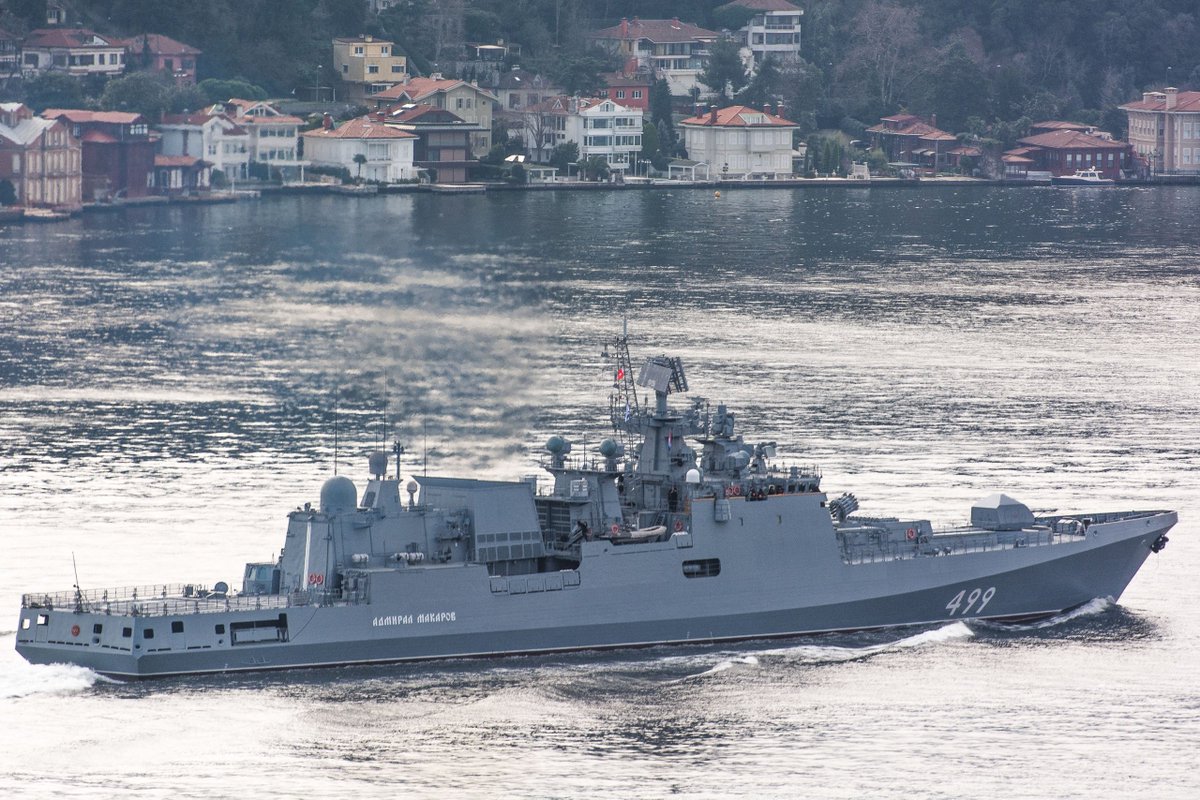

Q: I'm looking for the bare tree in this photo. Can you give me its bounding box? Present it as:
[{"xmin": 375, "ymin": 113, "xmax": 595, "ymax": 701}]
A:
[{"xmin": 841, "ymin": 1, "xmax": 928, "ymax": 110}]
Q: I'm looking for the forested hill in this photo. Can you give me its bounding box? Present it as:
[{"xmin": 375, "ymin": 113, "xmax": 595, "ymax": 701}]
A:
[{"xmin": 3, "ymin": 0, "xmax": 1197, "ymax": 135}]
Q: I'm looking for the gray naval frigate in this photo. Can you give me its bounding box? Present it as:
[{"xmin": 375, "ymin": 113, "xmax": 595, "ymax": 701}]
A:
[{"xmin": 16, "ymin": 335, "xmax": 1176, "ymax": 678}]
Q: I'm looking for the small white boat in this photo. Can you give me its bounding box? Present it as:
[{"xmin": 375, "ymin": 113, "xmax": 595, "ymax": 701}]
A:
[{"xmin": 1051, "ymin": 167, "xmax": 1115, "ymax": 186}]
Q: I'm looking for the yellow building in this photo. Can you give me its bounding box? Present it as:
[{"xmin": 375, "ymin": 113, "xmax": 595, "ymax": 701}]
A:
[{"xmin": 333, "ymin": 36, "xmax": 407, "ymax": 104}]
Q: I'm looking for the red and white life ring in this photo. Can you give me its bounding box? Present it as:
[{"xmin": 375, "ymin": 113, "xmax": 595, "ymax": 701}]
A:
[
  {"xmin": 70, "ymin": 624, "xmax": 81, "ymax": 637},
  {"xmin": 905, "ymin": 528, "xmax": 917, "ymax": 541},
  {"xmin": 674, "ymin": 520, "xmax": 685, "ymax": 532},
  {"xmin": 610, "ymin": 523, "xmax": 620, "ymax": 535}
]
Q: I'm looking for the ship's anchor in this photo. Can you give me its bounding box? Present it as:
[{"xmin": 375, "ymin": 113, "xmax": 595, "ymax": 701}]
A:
[{"xmin": 1150, "ymin": 534, "xmax": 1169, "ymax": 553}]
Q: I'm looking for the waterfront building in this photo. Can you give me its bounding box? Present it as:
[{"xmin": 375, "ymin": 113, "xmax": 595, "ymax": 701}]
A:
[
  {"xmin": 1007, "ymin": 127, "xmax": 1132, "ymax": 179},
  {"xmin": 680, "ymin": 104, "xmax": 797, "ymax": 178},
  {"xmin": 373, "ymin": 76, "xmax": 497, "ymax": 157},
  {"xmin": 215, "ymin": 99, "xmax": 308, "ymax": 182},
  {"xmin": 722, "ymin": 0, "xmax": 804, "ymax": 67},
  {"xmin": 116, "ymin": 34, "xmax": 201, "ymax": 86},
  {"xmin": 380, "ymin": 103, "xmax": 482, "ymax": 184},
  {"xmin": 41, "ymin": 109, "xmax": 154, "ymax": 200},
  {"xmin": 0, "ymin": 102, "xmax": 81, "ymax": 209},
  {"xmin": 590, "ymin": 18, "xmax": 720, "ymax": 97},
  {"xmin": 332, "ymin": 35, "xmax": 407, "ymax": 104},
  {"xmin": 302, "ymin": 113, "xmax": 417, "ymax": 183},
  {"xmin": 519, "ymin": 97, "xmax": 643, "ymax": 172},
  {"xmin": 158, "ymin": 112, "xmax": 250, "ymax": 182},
  {"xmin": 21, "ymin": 28, "xmax": 124, "ymax": 77},
  {"xmin": 1120, "ymin": 88, "xmax": 1200, "ymax": 176},
  {"xmin": 151, "ymin": 155, "xmax": 210, "ymax": 195},
  {"xmin": 865, "ymin": 113, "xmax": 957, "ymax": 173}
]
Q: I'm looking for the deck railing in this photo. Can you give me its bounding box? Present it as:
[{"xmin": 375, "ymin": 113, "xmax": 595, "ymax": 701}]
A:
[{"xmin": 22, "ymin": 583, "xmax": 311, "ymax": 616}]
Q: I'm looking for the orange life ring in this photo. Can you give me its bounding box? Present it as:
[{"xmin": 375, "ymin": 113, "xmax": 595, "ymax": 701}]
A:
[
  {"xmin": 906, "ymin": 528, "xmax": 917, "ymax": 541},
  {"xmin": 611, "ymin": 523, "xmax": 620, "ymax": 535},
  {"xmin": 70, "ymin": 624, "xmax": 80, "ymax": 637},
  {"xmin": 308, "ymin": 572, "xmax": 325, "ymax": 586},
  {"xmin": 674, "ymin": 520, "xmax": 684, "ymax": 532}
]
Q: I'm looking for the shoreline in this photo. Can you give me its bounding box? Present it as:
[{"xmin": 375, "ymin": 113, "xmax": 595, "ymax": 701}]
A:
[{"xmin": 3, "ymin": 174, "xmax": 1199, "ymax": 225}]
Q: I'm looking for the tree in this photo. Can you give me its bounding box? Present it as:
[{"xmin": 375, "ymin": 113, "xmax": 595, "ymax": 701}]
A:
[
  {"xmin": 353, "ymin": 153, "xmax": 367, "ymax": 182},
  {"xmin": 198, "ymin": 78, "xmax": 267, "ymax": 104},
  {"xmin": 550, "ymin": 141, "xmax": 578, "ymax": 175},
  {"xmin": 0, "ymin": 178, "xmax": 16, "ymax": 206},
  {"xmin": 554, "ymin": 55, "xmax": 609, "ymax": 97},
  {"xmin": 739, "ymin": 56, "xmax": 784, "ymax": 108},
  {"xmin": 583, "ymin": 155, "xmax": 610, "ymax": 181},
  {"xmin": 21, "ymin": 72, "xmax": 85, "ymax": 112},
  {"xmin": 841, "ymin": 1, "xmax": 929, "ymax": 113},
  {"xmin": 699, "ymin": 37, "xmax": 748, "ymax": 105},
  {"xmin": 99, "ymin": 72, "xmax": 172, "ymax": 121}
]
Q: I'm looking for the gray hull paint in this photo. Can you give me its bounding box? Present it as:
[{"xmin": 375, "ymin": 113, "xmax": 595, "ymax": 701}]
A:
[{"xmin": 16, "ymin": 509, "xmax": 1172, "ymax": 678}]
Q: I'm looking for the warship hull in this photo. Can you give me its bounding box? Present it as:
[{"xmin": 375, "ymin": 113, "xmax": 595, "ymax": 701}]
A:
[{"xmin": 16, "ymin": 497, "xmax": 1175, "ymax": 679}]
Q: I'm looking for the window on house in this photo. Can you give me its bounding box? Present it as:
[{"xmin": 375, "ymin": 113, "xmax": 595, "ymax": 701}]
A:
[
  {"xmin": 354, "ymin": 46, "xmax": 364, "ymax": 55},
  {"xmin": 381, "ymin": 46, "xmax": 389, "ymax": 55},
  {"xmin": 368, "ymin": 65, "xmax": 379, "ymax": 74},
  {"xmin": 391, "ymin": 65, "xmax": 404, "ymax": 73},
  {"xmin": 632, "ymin": 90, "xmax": 642, "ymax": 99},
  {"xmin": 616, "ymin": 90, "xmax": 625, "ymax": 98},
  {"xmin": 342, "ymin": 64, "xmax": 348, "ymax": 73}
]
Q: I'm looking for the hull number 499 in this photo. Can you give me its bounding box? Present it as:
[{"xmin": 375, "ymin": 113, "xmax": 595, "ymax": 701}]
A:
[{"xmin": 946, "ymin": 586, "xmax": 996, "ymax": 616}]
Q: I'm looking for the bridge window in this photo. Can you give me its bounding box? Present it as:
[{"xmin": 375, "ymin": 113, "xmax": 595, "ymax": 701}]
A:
[
  {"xmin": 93, "ymin": 623, "xmax": 103, "ymax": 635},
  {"xmin": 122, "ymin": 627, "xmax": 132, "ymax": 638},
  {"xmin": 171, "ymin": 621, "xmax": 184, "ymax": 634},
  {"xmin": 215, "ymin": 623, "xmax": 226, "ymax": 634},
  {"xmin": 143, "ymin": 628, "xmax": 155, "ymax": 639}
]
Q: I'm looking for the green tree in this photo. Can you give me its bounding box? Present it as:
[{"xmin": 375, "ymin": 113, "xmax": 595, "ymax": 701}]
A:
[
  {"xmin": 550, "ymin": 141, "xmax": 579, "ymax": 175},
  {"xmin": 0, "ymin": 178, "xmax": 16, "ymax": 206},
  {"xmin": 640, "ymin": 121, "xmax": 661, "ymax": 170},
  {"xmin": 583, "ymin": 155, "xmax": 610, "ymax": 181},
  {"xmin": 198, "ymin": 78, "xmax": 267, "ymax": 104},
  {"xmin": 22, "ymin": 72, "xmax": 86, "ymax": 112},
  {"xmin": 738, "ymin": 55, "xmax": 784, "ymax": 108},
  {"xmin": 353, "ymin": 152, "xmax": 367, "ymax": 182},
  {"xmin": 699, "ymin": 37, "xmax": 748, "ymax": 105},
  {"xmin": 99, "ymin": 72, "xmax": 172, "ymax": 121},
  {"xmin": 554, "ymin": 54, "xmax": 609, "ymax": 96}
]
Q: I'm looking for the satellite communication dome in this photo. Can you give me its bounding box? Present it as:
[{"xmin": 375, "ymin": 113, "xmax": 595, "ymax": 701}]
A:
[
  {"xmin": 368, "ymin": 450, "xmax": 388, "ymax": 478},
  {"xmin": 599, "ymin": 438, "xmax": 619, "ymax": 457},
  {"xmin": 546, "ymin": 435, "xmax": 568, "ymax": 454},
  {"xmin": 685, "ymin": 468, "xmax": 701, "ymax": 484},
  {"xmin": 406, "ymin": 480, "xmax": 419, "ymax": 494},
  {"xmin": 320, "ymin": 476, "xmax": 358, "ymax": 514}
]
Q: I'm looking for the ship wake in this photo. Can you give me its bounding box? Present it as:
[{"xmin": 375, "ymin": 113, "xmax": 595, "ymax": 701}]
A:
[
  {"xmin": 972, "ymin": 596, "xmax": 1114, "ymax": 632},
  {"xmin": 0, "ymin": 635, "xmax": 118, "ymax": 699},
  {"xmin": 673, "ymin": 622, "xmax": 974, "ymax": 681}
]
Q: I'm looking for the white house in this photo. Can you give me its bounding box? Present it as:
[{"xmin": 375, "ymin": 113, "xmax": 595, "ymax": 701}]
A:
[
  {"xmin": 302, "ymin": 114, "xmax": 417, "ymax": 183},
  {"xmin": 20, "ymin": 28, "xmax": 124, "ymax": 77},
  {"xmin": 521, "ymin": 97, "xmax": 643, "ymax": 172},
  {"xmin": 1120, "ymin": 88, "xmax": 1200, "ymax": 175},
  {"xmin": 727, "ymin": 0, "xmax": 803, "ymax": 68},
  {"xmin": 215, "ymin": 99, "xmax": 308, "ymax": 181},
  {"xmin": 158, "ymin": 112, "xmax": 251, "ymax": 181},
  {"xmin": 679, "ymin": 104, "xmax": 798, "ymax": 178}
]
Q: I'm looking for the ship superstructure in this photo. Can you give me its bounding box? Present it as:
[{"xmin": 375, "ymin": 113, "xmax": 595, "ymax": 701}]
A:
[{"xmin": 16, "ymin": 334, "xmax": 1176, "ymax": 677}]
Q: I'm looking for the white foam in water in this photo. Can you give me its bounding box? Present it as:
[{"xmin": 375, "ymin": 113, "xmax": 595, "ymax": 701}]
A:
[
  {"xmin": 674, "ymin": 623, "xmax": 974, "ymax": 681},
  {"xmin": 0, "ymin": 634, "xmax": 111, "ymax": 699},
  {"xmin": 976, "ymin": 596, "xmax": 1114, "ymax": 632}
]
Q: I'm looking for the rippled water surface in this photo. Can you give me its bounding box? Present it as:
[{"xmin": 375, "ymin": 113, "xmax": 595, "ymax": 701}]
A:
[{"xmin": 1, "ymin": 186, "xmax": 1198, "ymax": 798}]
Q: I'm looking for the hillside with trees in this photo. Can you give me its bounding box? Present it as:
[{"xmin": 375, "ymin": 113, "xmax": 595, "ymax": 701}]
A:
[{"xmin": 2, "ymin": 0, "xmax": 1197, "ymax": 141}]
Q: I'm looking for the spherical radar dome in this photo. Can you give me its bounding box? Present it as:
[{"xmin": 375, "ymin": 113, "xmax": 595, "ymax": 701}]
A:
[{"xmin": 320, "ymin": 476, "xmax": 358, "ymax": 514}]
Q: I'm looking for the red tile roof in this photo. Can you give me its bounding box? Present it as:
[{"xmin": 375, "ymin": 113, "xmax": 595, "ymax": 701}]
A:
[
  {"xmin": 42, "ymin": 109, "xmax": 146, "ymax": 125},
  {"xmin": 592, "ymin": 18, "xmax": 719, "ymax": 44},
  {"xmin": 24, "ymin": 28, "xmax": 118, "ymax": 48},
  {"xmin": 679, "ymin": 105, "xmax": 797, "ymax": 127},
  {"xmin": 1017, "ymin": 129, "xmax": 1127, "ymax": 150},
  {"xmin": 1119, "ymin": 90, "xmax": 1200, "ymax": 113},
  {"xmin": 524, "ymin": 96, "xmax": 602, "ymax": 115},
  {"xmin": 303, "ymin": 116, "xmax": 417, "ymax": 139},
  {"xmin": 866, "ymin": 118, "xmax": 955, "ymax": 141},
  {"xmin": 117, "ymin": 33, "xmax": 200, "ymax": 56}
]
